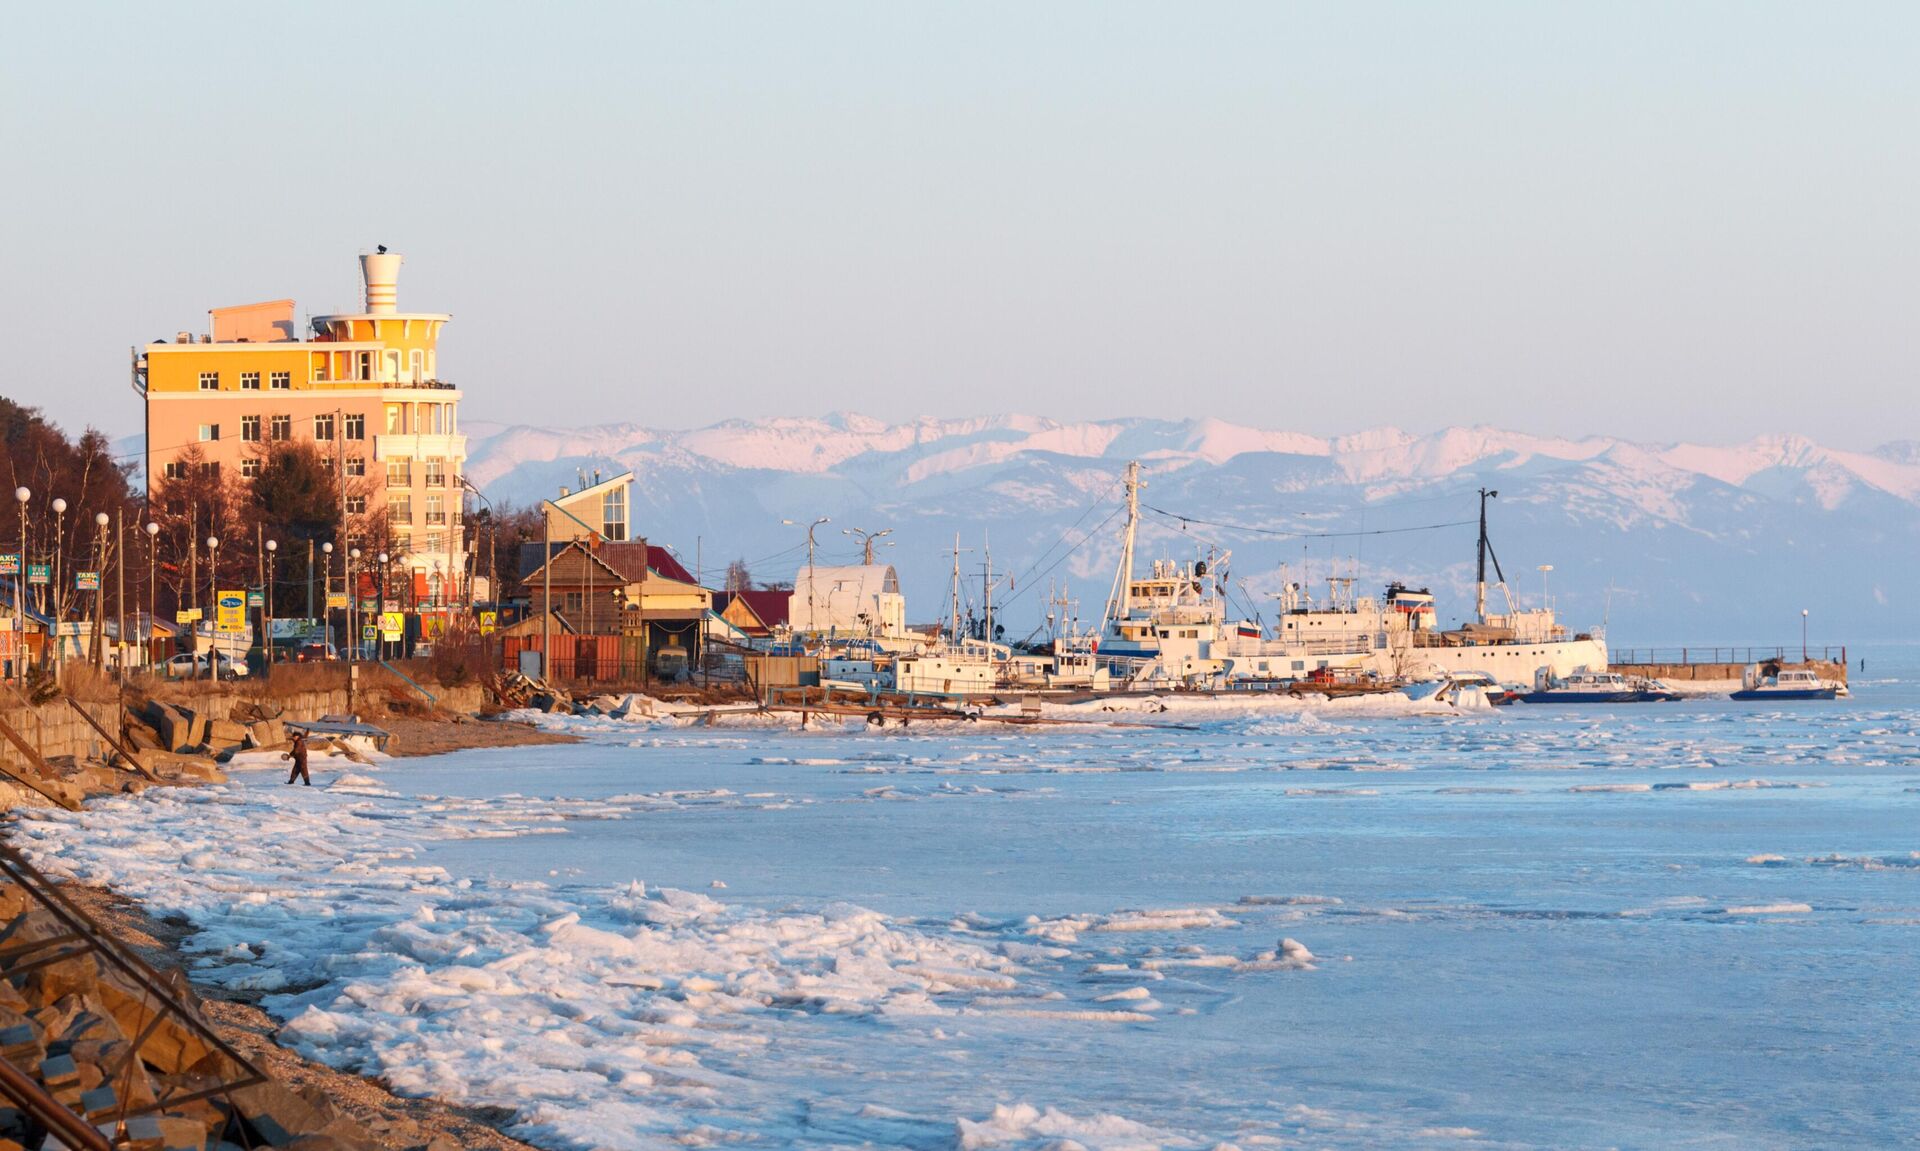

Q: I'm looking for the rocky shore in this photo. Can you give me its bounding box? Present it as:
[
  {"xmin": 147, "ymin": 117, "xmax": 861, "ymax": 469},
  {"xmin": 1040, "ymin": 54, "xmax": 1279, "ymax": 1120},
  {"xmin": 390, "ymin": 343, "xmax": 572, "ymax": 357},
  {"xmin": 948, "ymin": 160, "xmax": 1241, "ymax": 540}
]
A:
[{"xmin": 0, "ymin": 688, "xmax": 569, "ymax": 1151}]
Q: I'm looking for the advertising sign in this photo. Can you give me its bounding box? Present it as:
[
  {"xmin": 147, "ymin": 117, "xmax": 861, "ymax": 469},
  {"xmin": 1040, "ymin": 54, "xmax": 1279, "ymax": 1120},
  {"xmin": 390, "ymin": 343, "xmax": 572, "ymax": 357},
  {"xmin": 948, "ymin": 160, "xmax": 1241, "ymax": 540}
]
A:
[
  {"xmin": 215, "ymin": 590, "xmax": 246, "ymax": 633},
  {"xmin": 27, "ymin": 563, "xmax": 49, "ymax": 586},
  {"xmin": 326, "ymin": 592, "xmax": 348, "ymax": 610},
  {"xmin": 246, "ymin": 590, "xmax": 264, "ymax": 608},
  {"xmin": 175, "ymin": 607, "xmax": 202, "ymax": 624},
  {"xmin": 0, "ymin": 554, "xmax": 18, "ymax": 575},
  {"xmin": 75, "ymin": 571, "xmax": 100, "ymax": 591},
  {"xmin": 379, "ymin": 612, "xmax": 404, "ymax": 641}
]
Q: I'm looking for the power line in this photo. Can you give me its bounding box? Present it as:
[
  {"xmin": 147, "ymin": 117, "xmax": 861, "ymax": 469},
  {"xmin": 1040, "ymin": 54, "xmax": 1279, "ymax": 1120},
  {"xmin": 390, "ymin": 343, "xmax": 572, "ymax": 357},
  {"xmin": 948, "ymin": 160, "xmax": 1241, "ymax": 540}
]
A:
[{"xmin": 1141, "ymin": 504, "xmax": 1477, "ymax": 541}]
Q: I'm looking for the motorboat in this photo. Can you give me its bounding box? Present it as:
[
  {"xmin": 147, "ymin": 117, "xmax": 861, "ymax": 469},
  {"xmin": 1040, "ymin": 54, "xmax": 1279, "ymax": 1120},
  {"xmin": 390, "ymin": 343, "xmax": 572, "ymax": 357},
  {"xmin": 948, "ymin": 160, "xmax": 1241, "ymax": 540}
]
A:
[
  {"xmin": 1516, "ymin": 670, "xmax": 1680, "ymax": 704},
  {"xmin": 1730, "ymin": 667, "xmax": 1847, "ymax": 701}
]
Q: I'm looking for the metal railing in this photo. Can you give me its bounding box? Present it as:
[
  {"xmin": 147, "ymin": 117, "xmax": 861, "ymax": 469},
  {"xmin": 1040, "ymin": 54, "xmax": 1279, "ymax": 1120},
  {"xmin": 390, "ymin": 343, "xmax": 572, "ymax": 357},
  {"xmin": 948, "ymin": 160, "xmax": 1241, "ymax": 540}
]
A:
[{"xmin": 1609, "ymin": 645, "xmax": 1848, "ymax": 666}]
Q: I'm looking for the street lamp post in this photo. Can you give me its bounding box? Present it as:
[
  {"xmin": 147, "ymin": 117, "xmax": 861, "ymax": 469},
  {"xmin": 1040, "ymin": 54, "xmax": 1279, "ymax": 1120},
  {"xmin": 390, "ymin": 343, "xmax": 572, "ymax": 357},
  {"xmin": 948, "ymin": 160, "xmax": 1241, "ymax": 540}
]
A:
[
  {"xmin": 781, "ymin": 516, "xmax": 830, "ymax": 634},
  {"xmin": 50, "ymin": 497, "xmax": 66, "ymax": 679},
  {"xmin": 378, "ymin": 552, "xmax": 390, "ymax": 661},
  {"xmin": 1801, "ymin": 609, "xmax": 1809, "ymax": 662},
  {"xmin": 91, "ymin": 512, "xmax": 109, "ymax": 669},
  {"xmin": 12, "ymin": 488, "xmax": 27, "ymax": 683},
  {"xmin": 204, "ymin": 536, "xmax": 220, "ymax": 681},
  {"xmin": 144, "ymin": 521, "xmax": 159, "ymax": 673},
  {"xmin": 349, "ymin": 547, "xmax": 361, "ymax": 664},
  {"xmin": 841, "ymin": 527, "xmax": 893, "ymax": 566},
  {"xmin": 321, "ymin": 541, "xmax": 334, "ymax": 651},
  {"xmin": 265, "ymin": 539, "xmax": 277, "ymax": 679}
]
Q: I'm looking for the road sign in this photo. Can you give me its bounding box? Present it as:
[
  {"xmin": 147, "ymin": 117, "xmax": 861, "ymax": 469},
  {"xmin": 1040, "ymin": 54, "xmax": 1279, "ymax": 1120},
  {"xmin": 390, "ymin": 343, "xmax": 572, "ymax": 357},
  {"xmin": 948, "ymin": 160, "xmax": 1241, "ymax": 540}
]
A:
[
  {"xmin": 27, "ymin": 563, "xmax": 49, "ymax": 586},
  {"xmin": 479, "ymin": 610, "xmax": 498, "ymax": 636},
  {"xmin": 362, "ymin": 625, "xmax": 377, "ymax": 641},
  {"xmin": 246, "ymin": 590, "xmax": 264, "ymax": 608},
  {"xmin": 0, "ymin": 554, "xmax": 17, "ymax": 575},
  {"xmin": 378, "ymin": 612, "xmax": 403, "ymax": 641},
  {"xmin": 175, "ymin": 607, "xmax": 202, "ymax": 624},
  {"xmin": 326, "ymin": 592, "xmax": 348, "ymax": 610},
  {"xmin": 75, "ymin": 571, "xmax": 100, "ymax": 591},
  {"xmin": 383, "ymin": 599, "xmax": 400, "ymax": 614},
  {"xmin": 215, "ymin": 590, "xmax": 246, "ymax": 633}
]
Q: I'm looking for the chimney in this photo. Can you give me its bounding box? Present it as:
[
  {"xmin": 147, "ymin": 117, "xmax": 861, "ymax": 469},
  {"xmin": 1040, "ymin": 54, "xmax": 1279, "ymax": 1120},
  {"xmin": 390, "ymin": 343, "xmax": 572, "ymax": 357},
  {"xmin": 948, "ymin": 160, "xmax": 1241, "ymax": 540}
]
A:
[{"xmin": 360, "ymin": 248, "xmax": 402, "ymax": 314}]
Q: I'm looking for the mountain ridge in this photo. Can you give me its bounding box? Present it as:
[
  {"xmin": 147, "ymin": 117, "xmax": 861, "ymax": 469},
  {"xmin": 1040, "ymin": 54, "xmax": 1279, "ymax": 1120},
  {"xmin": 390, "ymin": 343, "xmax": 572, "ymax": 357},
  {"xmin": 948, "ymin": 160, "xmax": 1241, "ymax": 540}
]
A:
[{"xmin": 462, "ymin": 415, "xmax": 1919, "ymax": 644}]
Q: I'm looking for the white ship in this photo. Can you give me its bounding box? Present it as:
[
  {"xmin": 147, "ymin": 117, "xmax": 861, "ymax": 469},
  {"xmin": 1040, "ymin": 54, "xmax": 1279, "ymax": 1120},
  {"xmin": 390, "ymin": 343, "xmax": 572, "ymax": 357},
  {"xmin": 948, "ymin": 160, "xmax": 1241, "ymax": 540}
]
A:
[{"xmin": 1090, "ymin": 465, "xmax": 1608, "ymax": 688}]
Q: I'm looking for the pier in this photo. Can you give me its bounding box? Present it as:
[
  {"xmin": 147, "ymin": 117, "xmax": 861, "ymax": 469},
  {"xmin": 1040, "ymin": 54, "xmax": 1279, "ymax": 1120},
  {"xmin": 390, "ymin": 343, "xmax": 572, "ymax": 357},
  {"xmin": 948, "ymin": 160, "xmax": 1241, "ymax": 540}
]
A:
[{"xmin": 1610, "ymin": 645, "xmax": 1849, "ymax": 684}]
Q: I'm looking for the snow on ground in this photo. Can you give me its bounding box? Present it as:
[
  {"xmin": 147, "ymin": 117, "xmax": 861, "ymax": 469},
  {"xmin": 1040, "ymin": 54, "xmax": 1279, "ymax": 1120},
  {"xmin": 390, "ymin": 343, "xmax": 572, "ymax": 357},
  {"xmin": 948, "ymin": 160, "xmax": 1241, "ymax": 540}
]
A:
[{"xmin": 12, "ymin": 669, "xmax": 1920, "ymax": 1149}]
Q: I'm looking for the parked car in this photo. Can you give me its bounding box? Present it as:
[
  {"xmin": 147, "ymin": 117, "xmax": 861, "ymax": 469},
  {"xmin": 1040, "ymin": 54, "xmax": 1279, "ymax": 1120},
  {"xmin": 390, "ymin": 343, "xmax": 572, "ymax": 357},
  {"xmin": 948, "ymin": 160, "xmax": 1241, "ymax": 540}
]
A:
[{"xmin": 162, "ymin": 652, "xmax": 250, "ymax": 679}]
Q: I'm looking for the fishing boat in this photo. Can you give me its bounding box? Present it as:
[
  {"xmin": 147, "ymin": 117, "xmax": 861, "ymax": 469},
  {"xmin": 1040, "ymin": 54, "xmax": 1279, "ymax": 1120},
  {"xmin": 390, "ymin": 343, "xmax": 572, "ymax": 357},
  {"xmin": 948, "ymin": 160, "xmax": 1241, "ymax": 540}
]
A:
[
  {"xmin": 1730, "ymin": 666, "xmax": 1847, "ymax": 701},
  {"xmin": 1516, "ymin": 670, "xmax": 1680, "ymax": 704}
]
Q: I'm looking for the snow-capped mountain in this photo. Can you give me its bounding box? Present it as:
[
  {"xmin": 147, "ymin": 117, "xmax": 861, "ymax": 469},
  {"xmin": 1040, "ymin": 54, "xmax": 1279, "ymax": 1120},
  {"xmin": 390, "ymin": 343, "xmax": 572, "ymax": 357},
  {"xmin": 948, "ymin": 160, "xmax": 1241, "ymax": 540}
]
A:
[{"xmin": 465, "ymin": 414, "xmax": 1919, "ymax": 644}]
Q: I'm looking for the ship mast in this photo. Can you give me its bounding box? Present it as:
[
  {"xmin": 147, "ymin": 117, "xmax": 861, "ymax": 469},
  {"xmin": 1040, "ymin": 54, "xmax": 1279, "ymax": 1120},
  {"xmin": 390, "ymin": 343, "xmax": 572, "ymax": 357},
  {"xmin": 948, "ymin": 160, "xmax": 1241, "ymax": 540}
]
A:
[
  {"xmin": 1106, "ymin": 461, "xmax": 1142, "ymax": 626},
  {"xmin": 1474, "ymin": 487, "xmax": 1504, "ymax": 624}
]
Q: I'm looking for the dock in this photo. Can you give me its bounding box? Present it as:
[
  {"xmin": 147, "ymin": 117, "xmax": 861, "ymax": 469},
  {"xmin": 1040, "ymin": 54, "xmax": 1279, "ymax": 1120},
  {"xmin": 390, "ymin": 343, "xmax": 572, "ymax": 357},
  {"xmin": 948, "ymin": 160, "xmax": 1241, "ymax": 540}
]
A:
[{"xmin": 1609, "ymin": 645, "xmax": 1849, "ymax": 684}]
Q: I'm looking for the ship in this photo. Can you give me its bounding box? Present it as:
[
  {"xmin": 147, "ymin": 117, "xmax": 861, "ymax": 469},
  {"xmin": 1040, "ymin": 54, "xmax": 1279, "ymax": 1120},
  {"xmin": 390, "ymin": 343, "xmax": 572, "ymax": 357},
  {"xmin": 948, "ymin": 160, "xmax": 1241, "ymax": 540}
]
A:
[{"xmin": 1090, "ymin": 464, "xmax": 1609, "ymax": 689}]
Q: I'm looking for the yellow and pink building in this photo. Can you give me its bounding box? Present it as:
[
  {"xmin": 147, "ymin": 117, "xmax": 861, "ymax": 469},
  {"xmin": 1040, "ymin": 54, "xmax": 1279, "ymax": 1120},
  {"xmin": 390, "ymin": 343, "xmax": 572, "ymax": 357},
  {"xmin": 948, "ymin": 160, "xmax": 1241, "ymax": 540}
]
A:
[{"xmin": 134, "ymin": 250, "xmax": 469, "ymax": 604}]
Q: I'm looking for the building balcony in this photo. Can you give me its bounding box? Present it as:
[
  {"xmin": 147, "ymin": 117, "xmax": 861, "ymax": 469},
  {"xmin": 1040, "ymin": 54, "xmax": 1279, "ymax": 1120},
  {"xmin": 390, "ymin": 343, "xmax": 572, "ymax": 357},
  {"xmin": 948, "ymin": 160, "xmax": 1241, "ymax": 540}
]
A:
[{"xmin": 372, "ymin": 433, "xmax": 467, "ymax": 462}]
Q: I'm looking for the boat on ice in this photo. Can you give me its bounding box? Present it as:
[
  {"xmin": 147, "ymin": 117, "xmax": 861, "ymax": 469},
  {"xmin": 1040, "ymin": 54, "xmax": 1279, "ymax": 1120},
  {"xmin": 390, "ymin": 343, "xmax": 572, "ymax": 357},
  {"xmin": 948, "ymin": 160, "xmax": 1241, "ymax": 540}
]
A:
[
  {"xmin": 1400, "ymin": 670, "xmax": 1518, "ymax": 707},
  {"xmin": 1088, "ymin": 466, "xmax": 1609, "ymax": 690},
  {"xmin": 1730, "ymin": 666, "xmax": 1847, "ymax": 701},
  {"xmin": 1516, "ymin": 670, "xmax": 1680, "ymax": 704}
]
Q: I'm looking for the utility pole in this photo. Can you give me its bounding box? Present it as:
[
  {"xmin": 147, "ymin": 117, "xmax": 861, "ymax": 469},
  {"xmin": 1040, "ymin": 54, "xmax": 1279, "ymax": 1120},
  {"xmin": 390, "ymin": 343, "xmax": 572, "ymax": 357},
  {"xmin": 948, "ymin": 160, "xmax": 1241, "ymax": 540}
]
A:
[
  {"xmin": 144, "ymin": 520, "xmax": 160, "ymax": 675},
  {"xmin": 89, "ymin": 512, "xmax": 107, "ymax": 669},
  {"xmin": 12, "ymin": 487, "xmax": 27, "ymax": 684},
  {"xmin": 115, "ymin": 508, "xmax": 125, "ymax": 684},
  {"xmin": 541, "ymin": 509, "xmax": 552, "ymax": 680},
  {"xmin": 782, "ymin": 517, "xmax": 830, "ymax": 634}
]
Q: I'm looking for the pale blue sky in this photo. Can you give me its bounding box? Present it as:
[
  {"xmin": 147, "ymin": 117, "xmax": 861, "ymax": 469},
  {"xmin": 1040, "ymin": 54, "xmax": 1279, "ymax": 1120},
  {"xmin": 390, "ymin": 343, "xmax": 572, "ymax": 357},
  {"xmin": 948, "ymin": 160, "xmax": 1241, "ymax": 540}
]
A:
[{"xmin": 3, "ymin": 2, "xmax": 1915, "ymax": 447}]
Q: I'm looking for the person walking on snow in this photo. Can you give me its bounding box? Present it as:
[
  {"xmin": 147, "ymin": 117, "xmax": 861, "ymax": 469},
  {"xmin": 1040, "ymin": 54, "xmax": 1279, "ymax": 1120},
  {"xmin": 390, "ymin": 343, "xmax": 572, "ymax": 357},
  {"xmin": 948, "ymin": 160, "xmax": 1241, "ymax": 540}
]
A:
[{"xmin": 283, "ymin": 730, "xmax": 311, "ymax": 786}]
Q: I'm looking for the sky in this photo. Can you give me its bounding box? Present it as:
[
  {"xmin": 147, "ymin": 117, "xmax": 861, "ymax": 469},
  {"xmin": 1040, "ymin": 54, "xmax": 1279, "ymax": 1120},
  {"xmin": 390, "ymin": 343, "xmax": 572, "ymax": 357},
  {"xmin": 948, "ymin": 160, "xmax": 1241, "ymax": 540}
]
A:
[{"xmin": 2, "ymin": 2, "xmax": 1915, "ymax": 448}]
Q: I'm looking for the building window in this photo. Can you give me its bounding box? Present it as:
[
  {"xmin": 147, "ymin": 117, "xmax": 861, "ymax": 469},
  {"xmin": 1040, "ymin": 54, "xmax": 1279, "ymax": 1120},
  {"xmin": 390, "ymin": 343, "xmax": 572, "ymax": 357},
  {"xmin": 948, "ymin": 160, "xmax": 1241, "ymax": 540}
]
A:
[
  {"xmin": 199, "ymin": 461, "xmax": 220, "ymax": 478},
  {"xmin": 198, "ymin": 372, "xmax": 218, "ymax": 391},
  {"xmin": 410, "ymin": 350, "xmax": 424, "ymax": 381},
  {"xmin": 320, "ymin": 454, "xmax": 333, "ymax": 472},
  {"xmin": 314, "ymin": 414, "xmax": 335, "ymax": 441},
  {"xmin": 198, "ymin": 424, "xmax": 219, "ymax": 442},
  {"xmin": 564, "ymin": 592, "xmax": 584, "ymax": 614},
  {"xmin": 384, "ymin": 404, "xmax": 405, "ymax": 435},
  {"xmin": 386, "ymin": 457, "xmax": 412, "ymax": 486},
  {"xmin": 387, "ymin": 494, "xmax": 411, "ymax": 522},
  {"xmin": 425, "ymin": 532, "xmax": 443, "ymax": 553},
  {"xmin": 344, "ymin": 414, "xmax": 365, "ymax": 440},
  {"xmin": 345, "ymin": 495, "xmax": 367, "ymax": 515},
  {"xmin": 240, "ymin": 416, "xmax": 261, "ymax": 442},
  {"xmin": 271, "ymin": 371, "xmax": 290, "ymax": 390},
  {"xmin": 345, "ymin": 456, "xmax": 366, "ymax": 477},
  {"xmin": 241, "ymin": 457, "xmax": 261, "ymax": 479},
  {"xmin": 423, "ymin": 458, "xmax": 446, "ymax": 487},
  {"xmin": 602, "ymin": 486, "xmax": 627, "ymax": 541},
  {"xmin": 270, "ymin": 415, "xmax": 291, "ymax": 441},
  {"xmin": 163, "ymin": 461, "xmax": 184, "ymax": 480},
  {"xmin": 425, "ymin": 494, "xmax": 445, "ymax": 524},
  {"xmin": 241, "ymin": 372, "xmax": 261, "ymax": 391},
  {"xmin": 357, "ymin": 352, "xmax": 372, "ymax": 380}
]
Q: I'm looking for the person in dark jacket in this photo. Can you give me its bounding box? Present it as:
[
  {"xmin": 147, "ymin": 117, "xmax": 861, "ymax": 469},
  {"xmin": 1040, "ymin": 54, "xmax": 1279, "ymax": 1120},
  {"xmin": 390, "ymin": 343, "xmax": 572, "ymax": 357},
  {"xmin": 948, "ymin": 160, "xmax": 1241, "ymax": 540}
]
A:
[{"xmin": 283, "ymin": 731, "xmax": 310, "ymax": 786}]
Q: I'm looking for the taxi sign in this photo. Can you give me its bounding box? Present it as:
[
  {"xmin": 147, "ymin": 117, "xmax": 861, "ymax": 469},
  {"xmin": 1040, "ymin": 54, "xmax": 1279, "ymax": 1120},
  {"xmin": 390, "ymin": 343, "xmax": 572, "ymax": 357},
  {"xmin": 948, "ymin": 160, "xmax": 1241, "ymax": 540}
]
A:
[
  {"xmin": 75, "ymin": 571, "xmax": 100, "ymax": 591},
  {"xmin": 215, "ymin": 590, "xmax": 246, "ymax": 633},
  {"xmin": 0, "ymin": 554, "xmax": 18, "ymax": 575}
]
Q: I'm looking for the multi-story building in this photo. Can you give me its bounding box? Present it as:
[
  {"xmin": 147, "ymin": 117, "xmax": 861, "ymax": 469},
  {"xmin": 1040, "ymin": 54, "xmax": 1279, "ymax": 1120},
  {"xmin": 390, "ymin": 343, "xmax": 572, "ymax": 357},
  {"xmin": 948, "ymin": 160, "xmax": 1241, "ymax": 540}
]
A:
[{"xmin": 133, "ymin": 250, "xmax": 469, "ymax": 605}]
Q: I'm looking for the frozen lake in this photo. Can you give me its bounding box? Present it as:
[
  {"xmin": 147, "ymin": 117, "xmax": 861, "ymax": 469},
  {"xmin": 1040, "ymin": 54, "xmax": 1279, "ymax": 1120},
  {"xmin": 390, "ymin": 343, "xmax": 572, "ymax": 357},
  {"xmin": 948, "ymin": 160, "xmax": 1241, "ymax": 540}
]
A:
[{"xmin": 16, "ymin": 655, "xmax": 1920, "ymax": 1150}]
